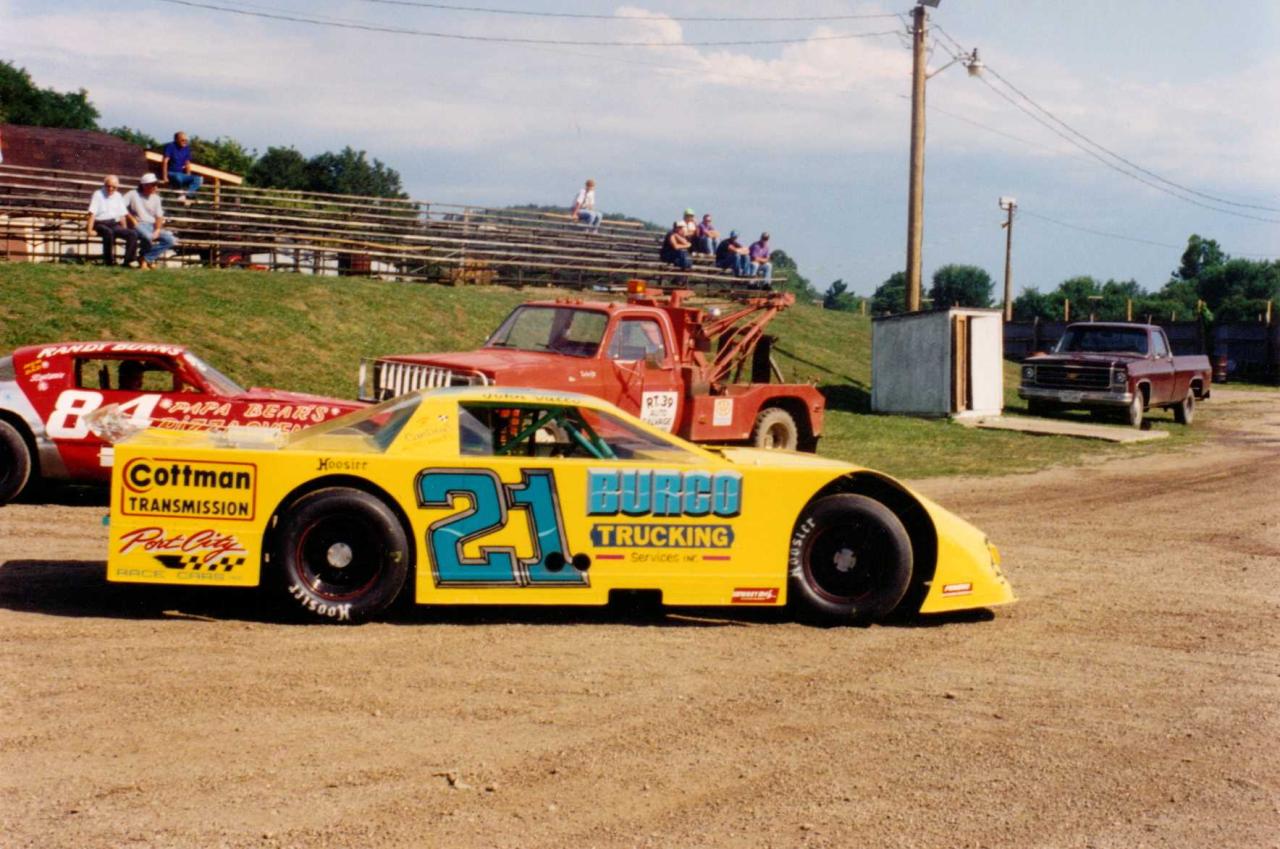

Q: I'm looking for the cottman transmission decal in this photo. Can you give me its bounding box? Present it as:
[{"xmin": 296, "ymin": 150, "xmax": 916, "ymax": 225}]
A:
[{"xmin": 121, "ymin": 458, "xmax": 258, "ymax": 521}]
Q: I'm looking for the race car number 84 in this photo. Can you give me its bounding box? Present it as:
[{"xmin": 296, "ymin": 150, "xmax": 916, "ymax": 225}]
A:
[{"xmin": 46, "ymin": 390, "xmax": 162, "ymax": 439}]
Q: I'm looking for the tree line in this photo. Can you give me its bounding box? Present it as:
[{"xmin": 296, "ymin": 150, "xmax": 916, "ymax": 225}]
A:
[
  {"xmin": 822, "ymin": 235, "xmax": 1278, "ymax": 325},
  {"xmin": 1, "ymin": 60, "xmax": 405, "ymax": 198}
]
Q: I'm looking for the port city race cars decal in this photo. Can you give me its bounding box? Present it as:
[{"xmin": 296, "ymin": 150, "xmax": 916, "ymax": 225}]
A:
[
  {"xmin": 120, "ymin": 458, "xmax": 258, "ymax": 521},
  {"xmin": 113, "ymin": 526, "xmax": 250, "ymax": 583}
]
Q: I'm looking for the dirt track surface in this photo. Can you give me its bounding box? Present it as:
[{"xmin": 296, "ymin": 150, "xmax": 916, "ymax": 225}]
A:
[{"xmin": 2, "ymin": 390, "xmax": 1278, "ymax": 849}]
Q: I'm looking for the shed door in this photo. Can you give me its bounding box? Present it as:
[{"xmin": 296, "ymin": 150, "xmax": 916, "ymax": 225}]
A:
[{"xmin": 951, "ymin": 315, "xmax": 972, "ymax": 413}]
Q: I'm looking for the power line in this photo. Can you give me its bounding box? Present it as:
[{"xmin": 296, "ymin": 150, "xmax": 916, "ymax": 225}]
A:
[
  {"xmin": 150, "ymin": 0, "xmax": 903, "ymax": 47},
  {"xmin": 1021, "ymin": 209, "xmax": 1277, "ymax": 259},
  {"xmin": 350, "ymin": 0, "xmax": 905, "ymax": 23},
  {"xmin": 933, "ymin": 22, "xmax": 1280, "ymax": 215}
]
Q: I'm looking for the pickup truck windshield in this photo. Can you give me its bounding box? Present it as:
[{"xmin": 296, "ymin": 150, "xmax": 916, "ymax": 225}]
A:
[
  {"xmin": 1055, "ymin": 327, "xmax": 1149, "ymax": 355},
  {"xmin": 486, "ymin": 306, "xmax": 608, "ymax": 358}
]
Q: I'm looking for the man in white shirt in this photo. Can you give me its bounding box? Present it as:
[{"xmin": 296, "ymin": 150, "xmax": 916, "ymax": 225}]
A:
[
  {"xmin": 570, "ymin": 178, "xmax": 601, "ymax": 233},
  {"xmin": 86, "ymin": 174, "xmax": 141, "ymax": 267},
  {"xmin": 124, "ymin": 173, "xmax": 178, "ymax": 269}
]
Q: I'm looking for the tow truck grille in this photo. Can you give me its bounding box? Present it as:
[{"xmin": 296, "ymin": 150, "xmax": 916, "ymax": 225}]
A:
[
  {"xmin": 359, "ymin": 359, "xmax": 490, "ymax": 401},
  {"xmin": 1029, "ymin": 363, "xmax": 1112, "ymax": 390}
]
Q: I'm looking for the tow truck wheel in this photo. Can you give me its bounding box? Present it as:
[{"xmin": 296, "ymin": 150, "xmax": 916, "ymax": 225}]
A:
[
  {"xmin": 0, "ymin": 420, "xmax": 33, "ymax": 505},
  {"xmin": 788, "ymin": 494, "xmax": 913, "ymax": 624},
  {"xmin": 273, "ymin": 488, "xmax": 410, "ymax": 623},
  {"xmin": 751, "ymin": 408, "xmax": 799, "ymax": 451},
  {"xmin": 1126, "ymin": 390, "xmax": 1145, "ymax": 429},
  {"xmin": 1173, "ymin": 388, "xmax": 1195, "ymax": 425}
]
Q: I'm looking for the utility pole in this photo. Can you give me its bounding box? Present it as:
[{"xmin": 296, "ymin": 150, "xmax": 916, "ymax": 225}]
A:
[
  {"xmin": 905, "ymin": 4, "xmax": 928, "ymax": 313},
  {"xmin": 999, "ymin": 197, "xmax": 1016, "ymax": 321}
]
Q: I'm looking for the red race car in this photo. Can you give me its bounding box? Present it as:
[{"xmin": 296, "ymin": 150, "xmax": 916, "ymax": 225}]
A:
[{"xmin": 0, "ymin": 341, "xmax": 363, "ymax": 503}]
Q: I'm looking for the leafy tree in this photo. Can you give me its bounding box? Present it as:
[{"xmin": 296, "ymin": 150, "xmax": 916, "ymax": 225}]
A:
[
  {"xmin": 1012, "ymin": 287, "xmax": 1055, "ymax": 321},
  {"xmin": 822, "ymin": 279, "xmax": 859, "ymax": 311},
  {"xmin": 770, "ymin": 250, "xmax": 816, "ymax": 302},
  {"xmin": 0, "ymin": 60, "xmax": 98, "ymax": 128},
  {"xmin": 190, "ymin": 135, "xmax": 257, "ymax": 177},
  {"xmin": 107, "ymin": 126, "xmax": 160, "ymax": 150},
  {"xmin": 929, "ymin": 264, "xmax": 994, "ymax": 309},
  {"xmin": 871, "ymin": 271, "xmax": 906, "ymax": 315},
  {"xmin": 248, "ymin": 146, "xmax": 310, "ymax": 190},
  {"xmin": 305, "ymin": 146, "xmax": 405, "ymax": 198},
  {"xmin": 1198, "ymin": 258, "xmax": 1280, "ymax": 321},
  {"xmin": 1174, "ymin": 234, "xmax": 1225, "ymax": 282}
]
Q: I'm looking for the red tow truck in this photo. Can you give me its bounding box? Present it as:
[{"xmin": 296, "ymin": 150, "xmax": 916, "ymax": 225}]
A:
[{"xmin": 359, "ymin": 282, "xmax": 826, "ymax": 450}]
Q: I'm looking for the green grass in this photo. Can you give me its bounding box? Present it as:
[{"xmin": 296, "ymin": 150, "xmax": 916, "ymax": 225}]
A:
[{"xmin": 0, "ymin": 264, "xmax": 1206, "ymax": 478}]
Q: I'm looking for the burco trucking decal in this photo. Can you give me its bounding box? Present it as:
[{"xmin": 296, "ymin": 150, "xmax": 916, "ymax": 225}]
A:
[{"xmin": 587, "ymin": 469, "xmax": 741, "ymax": 551}]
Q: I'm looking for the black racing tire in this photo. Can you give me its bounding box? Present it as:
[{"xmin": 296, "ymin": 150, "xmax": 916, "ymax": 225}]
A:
[
  {"xmin": 751, "ymin": 407, "xmax": 799, "ymax": 451},
  {"xmin": 0, "ymin": 420, "xmax": 33, "ymax": 506},
  {"xmin": 1173, "ymin": 388, "xmax": 1195, "ymax": 425},
  {"xmin": 1126, "ymin": 389, "xmax": 1145, "ymax": 429},
  {"xmin": 788, "ymin": 494, "xmax": 913, "ymax": 624},
  {"xmin": 273, "ymin": 488, "xmax": 410, "ymax": 624}
]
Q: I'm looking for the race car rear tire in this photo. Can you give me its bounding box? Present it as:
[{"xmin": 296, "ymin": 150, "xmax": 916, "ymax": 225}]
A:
[
  {"xmin": 788, "ymin": 494, "xmax": 913, "ymax": 624},
  {"xmin": 0, "ymin": 420, "xmax": 33, "ymax": 505},
  {"xmin": 751, "ymin": 407, "xmax": 799, "ymax": 451},
  {"xmin": 274, "ymin": 488, "xmax": 410, "ymax": 623},
  {"xmin": 1173, "ymin": 388, "xmax": 1195, "ymax": 425}
]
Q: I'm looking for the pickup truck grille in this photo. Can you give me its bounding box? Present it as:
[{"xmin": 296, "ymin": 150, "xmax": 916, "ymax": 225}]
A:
[
  {"xmin": 359, "ymin": 359, "xmax": 490, "ymax": 401},
  {"xmin": 1028, "ymin": 363, "xmax": 1112, "ymax": 391}
]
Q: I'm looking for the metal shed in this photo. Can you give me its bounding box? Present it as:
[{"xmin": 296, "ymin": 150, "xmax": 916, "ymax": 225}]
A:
[{"xmin": 872, "ymin": 308, "xmax": 1005, "ymax": 417}]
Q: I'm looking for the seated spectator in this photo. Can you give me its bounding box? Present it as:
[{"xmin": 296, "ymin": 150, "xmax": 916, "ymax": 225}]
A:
[
  {"xmin": 570, "ymin": 179, "xmax": 601, "ymax": 233},
  {"xmin": 749, "ymin": 231, "xmax": 773, "ymax": 288},
  {"xmin": 660, "ymin": 221, "xmax": 693, "ymax": 270},
  {"xmin": 125, "ymin": 173, "xmax": 178, "ymax": 269},
  {"xmin": 678, "ymin": 208, "xmax": 699, "ymax": 241},
  {"xmin": 86, "ymin": 175, "xmax": 141, "ymax": 268},
  {"xmin": 693, "ymin": 213, "xmax": 719, "ymax": 255},
  {"xmin": 715, "ymin": 230, "xmax": 751, "ymax": 277},
  {"xmin": 161, "ymin": 131, "xmax": 202, "ymax": 204}
]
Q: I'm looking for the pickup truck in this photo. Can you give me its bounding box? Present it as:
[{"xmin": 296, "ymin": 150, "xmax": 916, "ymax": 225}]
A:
[
  {"xmin": 0, "ymin": 341, "xmax": 363, "ymax": 503},
  {"xmin": 358, "ymin": 283, "xmax": 826, "ymax": 451},
  {"xmin": 1018, "ymin": 322, "xmax": 1211, "ymax": 427}
]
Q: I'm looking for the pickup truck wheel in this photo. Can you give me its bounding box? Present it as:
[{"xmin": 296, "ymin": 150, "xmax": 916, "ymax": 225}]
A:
[
  {"xmin": 273, "ymin": 488, "xmax": 410, "ymax": 623},
  {"xmin": 1126, "ymin": 390, "xmax": 1145, "ymax": 428},
  {"xmin": 0, "ymin": 420, "xmax": 33, "ymax": 505},
  {"xmin": 788, "ymin": 494, "xmax": 913, "ymax": 624},
  {"xmin": 1173, "ymin": 388, "xmax": 1195, "ymax": 425},
  {"xmin": 752, "ymin": 408, "xmax": 798, "ymax": 451}
]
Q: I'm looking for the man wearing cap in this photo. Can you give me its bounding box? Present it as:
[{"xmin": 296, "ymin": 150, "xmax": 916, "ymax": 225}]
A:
[
  {"xmin": 749, "ymin": 232, "xmax": 773, "ymax": 288},
  {"xmin": 693, "ymin": 213, "xmax": 719, "ymax": 255},
  {"xmin": 161, "ymin": 131, "xmax": 202, "ymax": 203},
  {"xmin": 125, "ymin": 173, "xmax": 178, "ymax": 269},
  {"xmin": 570, "ymin": 179, "xmax": 601, "ymax": 233},
  {"xmin": 715, "ymin": 230, "xmax": 750, "ymax": 277},
  {"xmin": 86, "ymin": 174, "xmax": 141, "ymax": 267},
  {"xmin": 660, "ymin": 221, "xmax": 693, "ymax": 271},
  {"xmin": 677, "ymin": 208, "xmax": 698, "ymax": 241}
]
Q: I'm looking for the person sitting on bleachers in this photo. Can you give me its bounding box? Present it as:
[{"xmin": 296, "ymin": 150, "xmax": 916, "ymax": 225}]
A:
[
  {"xmin": 86, "ymin": 174, "xmax": 141, "ymax": 268},
  {"xmin": 694, "ymin": 213, "xmax": 719, "ymax": 255},
  {"xmin": 678, "ymin": 209, "xmax": 698, "ymax": 241},
  {"xmin": 124, "ymin": 173, "xmax": 178, "ymax": 269},
  {"xmin": 660, "ymin": 221, "xmax": 693, "ymax": 271},
  {"xmin": 749, "ymin": 232, "xmax": 773, "ymax": 289},
  {"xmin": 715, "ymin": 230, "xmax": 751, "ymax": 277},
  {"xmin": 570, "ymin": 178, "xmax": 601, "ymax": 233},
  {"xmin": 161, "ymin": 131, "xmax": 202, "ymax": 205}
]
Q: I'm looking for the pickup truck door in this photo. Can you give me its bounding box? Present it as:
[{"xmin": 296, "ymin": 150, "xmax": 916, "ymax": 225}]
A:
[
  {"xmin": 604, "ymin": 315, "xmax": 682, "ymax": 433},
  {"xmin": 1145, "ymin": 330, "xmax": 1177, "ymax": 405}
]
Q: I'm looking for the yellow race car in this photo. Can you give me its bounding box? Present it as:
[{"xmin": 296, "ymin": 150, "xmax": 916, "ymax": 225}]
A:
[{"xmin": 104, "ymin": 387, "xmax": 1013, "ymax": 624}]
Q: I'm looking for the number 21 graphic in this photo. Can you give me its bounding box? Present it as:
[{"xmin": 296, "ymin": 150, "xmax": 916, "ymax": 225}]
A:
[{"xmin": 416, "ymin": 469, "xmax": 587, "ymax": 587}]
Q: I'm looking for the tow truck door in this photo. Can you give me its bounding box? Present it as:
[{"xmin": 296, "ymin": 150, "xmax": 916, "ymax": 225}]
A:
[{"xmin": 604, "ymin": 314, "xmax": 681, "ymax": 433}]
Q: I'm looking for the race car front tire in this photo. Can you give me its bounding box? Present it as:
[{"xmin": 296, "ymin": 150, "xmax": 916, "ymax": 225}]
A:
[
  {"xmin": 0, "ymin": 420, "xmax": 33, "ymax": 505},
  {"xmin": 273, "ymin": 488, "xmax": 410, "ymax": 623},
  {"xmin": 788, "ymin": 494, "xmax": 913, "ymax": 624}
]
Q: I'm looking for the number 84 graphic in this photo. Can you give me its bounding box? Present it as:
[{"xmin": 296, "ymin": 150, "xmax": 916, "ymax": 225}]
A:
[{"xmin": 416, "ymin": 469, "xmax": 589, "ymax": 587}]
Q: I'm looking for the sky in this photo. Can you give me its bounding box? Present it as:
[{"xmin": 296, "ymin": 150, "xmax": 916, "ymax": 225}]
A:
[{"xmin": 3, "ymin": 0, "xmax": 1278, "ymax": 299}]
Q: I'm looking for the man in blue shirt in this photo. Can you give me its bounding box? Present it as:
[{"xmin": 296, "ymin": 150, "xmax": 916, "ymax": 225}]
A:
[{"xmin": 161, "ymin": 131, "xmax": 202, "ymax": 204}]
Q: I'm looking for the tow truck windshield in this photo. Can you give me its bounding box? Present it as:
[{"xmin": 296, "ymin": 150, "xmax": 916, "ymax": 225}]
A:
[{"xmin": 486, "ymin": 306, "xmax": 608, "ymax": 358}]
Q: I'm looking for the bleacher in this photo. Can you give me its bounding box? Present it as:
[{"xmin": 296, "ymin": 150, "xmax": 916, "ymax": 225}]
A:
[{"xmin": 0, "ymin": 163, "xmax": 782, "ymax": 291}]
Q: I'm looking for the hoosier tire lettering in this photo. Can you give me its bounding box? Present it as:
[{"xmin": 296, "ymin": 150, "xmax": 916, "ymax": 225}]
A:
[{"xmin": 288, "ymin": 582, "xmax": 352, "ymax": 622}]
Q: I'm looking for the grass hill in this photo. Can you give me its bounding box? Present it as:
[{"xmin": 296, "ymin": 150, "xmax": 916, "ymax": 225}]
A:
[{"xmin": 0, "ymin": 264, "xmax": 1198, "ymax": 478}]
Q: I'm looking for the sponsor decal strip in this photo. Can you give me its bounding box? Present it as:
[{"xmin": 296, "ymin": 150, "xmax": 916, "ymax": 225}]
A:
[
  {"xmin": 941, "ymin": 582, "xmax": 974, "ymax": 597},
  {"xmin": 731, "ymin": 587, "xmax": 779, "ymax": 604}
]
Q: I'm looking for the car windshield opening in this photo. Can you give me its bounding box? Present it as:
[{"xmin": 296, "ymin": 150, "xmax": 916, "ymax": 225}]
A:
[
  {"xmin": 288, "ymin": 394, "xmax": 420, "ymax": 451},
  {"xmin": 486, "ymin": 306, "xmax": 608, "ymax": 358},
  {"xmin": 1055, "ymin": 327, "xmax": 1149, "ymax": 355}
]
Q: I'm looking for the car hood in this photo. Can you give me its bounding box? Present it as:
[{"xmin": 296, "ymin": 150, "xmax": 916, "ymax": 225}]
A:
[
  {"xmin": 1027, "ymin": 352, "xmax": 1140, "ymax": 366},
  {"xmin": 381, "ymin": 349, "xmax": 584, "ymax": 377},
  {"xmin": 241, "ymin": 387, "xmax": 364, "ymax": 409}
]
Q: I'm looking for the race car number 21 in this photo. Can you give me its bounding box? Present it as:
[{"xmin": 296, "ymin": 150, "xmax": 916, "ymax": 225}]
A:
[
  {"xmin": 46, "ymin": 390, "xmax": 162, "ymax": 439},
  {"xmin": 415, "ymin": 469, "xmax": 587, "ymax": 587}
]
